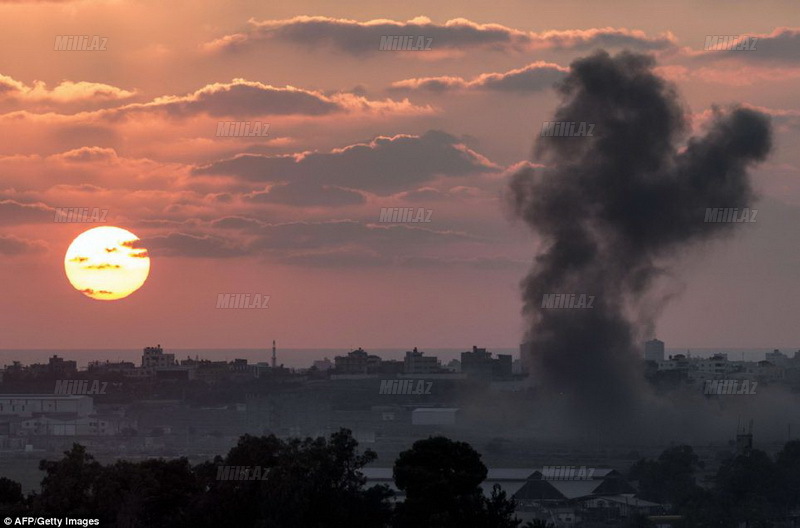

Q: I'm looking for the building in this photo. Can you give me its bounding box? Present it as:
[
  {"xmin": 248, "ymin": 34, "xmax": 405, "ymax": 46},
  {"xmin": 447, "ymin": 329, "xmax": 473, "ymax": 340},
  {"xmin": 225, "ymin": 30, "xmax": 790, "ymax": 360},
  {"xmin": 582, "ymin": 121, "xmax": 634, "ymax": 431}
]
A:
[
  {"xmin": 334, "ymin": 348, "xmax": 382, "ymax": 374},
  {"xmin": 19, "ymin": 415, "xmax": 121, "ymax": 436},
  {"xmin": 377, "ymin": 360, "xmax": 404, "ymax": 375},
  {"xmin": 766, "ymin": 349, "xmax": 790, "ymax": 366},
  {"xmin": 689, "ymin": 353, "xmax": 740, "ymax": 381},
  {"xmin": 363, "ymin": 466, "xmax": 660, "ymax": 525},
  {"xmin": 142, "ymin": 345, "xmax": 175, "ymax": 369},
  {"xmin": 512, "ymin": 468, "xmax": 650, "ymax": 524},
  {"xmin": 47, "ymin": 355, "xmax": 78, "ymax": 376},
  {"xmin": 644, "ymin": 339, "xmax": 665, "ymax": 362},
  {"xmin": 657, "ymin": 353, "xmax": 690, "ymax": 372},
  {"xmin": 88, "ymin": 360, "xmax": 136, "ymax": 373},
  {"xmin": 0, "ymin": 394, "xmax": 93, "ymax": 417},
  {"xmin": 154, "ymin": 366, "xmax": 196, "ymax": 381},
  {"xmin": 404, "ymin": 348, "xmax": 441, "ymax": 375},
  {"xmin": 312, "ymin": 358, "xmax": 333, "ymax": 371},
  {"xmin": 461, "ymin": 346, "xmax": 512, "ymax": 380}
]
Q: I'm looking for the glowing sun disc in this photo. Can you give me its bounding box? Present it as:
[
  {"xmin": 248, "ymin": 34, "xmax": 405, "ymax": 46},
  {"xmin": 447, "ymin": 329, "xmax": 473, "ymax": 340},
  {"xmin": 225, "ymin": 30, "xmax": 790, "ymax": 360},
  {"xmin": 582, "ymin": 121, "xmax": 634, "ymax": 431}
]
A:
[{"xmin": 64, "ymin": 226, "xmax": 150, "ymax": 300}]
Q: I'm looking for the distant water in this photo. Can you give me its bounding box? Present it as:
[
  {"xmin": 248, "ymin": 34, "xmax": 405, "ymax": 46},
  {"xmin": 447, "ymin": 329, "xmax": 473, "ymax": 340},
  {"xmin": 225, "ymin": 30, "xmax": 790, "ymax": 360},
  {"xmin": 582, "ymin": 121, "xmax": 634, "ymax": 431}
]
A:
[{"xmin": 0, "ymin": 347, "xmax": 793, "ymax": 369}]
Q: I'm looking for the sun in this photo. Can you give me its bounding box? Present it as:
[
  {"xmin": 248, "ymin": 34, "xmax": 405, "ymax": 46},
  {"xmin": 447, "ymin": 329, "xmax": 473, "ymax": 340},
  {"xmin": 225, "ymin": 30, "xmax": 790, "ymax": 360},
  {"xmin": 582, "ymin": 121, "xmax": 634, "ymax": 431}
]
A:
[{"xmin": 64, "ymin": 226, "xmax": 151, "ymax": 301}]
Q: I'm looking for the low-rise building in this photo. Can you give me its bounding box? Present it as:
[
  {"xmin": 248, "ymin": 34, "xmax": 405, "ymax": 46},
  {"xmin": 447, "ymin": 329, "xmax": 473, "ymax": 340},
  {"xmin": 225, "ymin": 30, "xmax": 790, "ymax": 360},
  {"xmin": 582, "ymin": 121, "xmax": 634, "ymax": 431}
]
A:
[
  {"xmin": 334, "ymin": 348, "xmax": 382, "ymax": 374},
  {"xmin": 404, "ymin": 348, "xmax": 441, "ymax": 375},
  {"xmin": 461, "ymin": 346, "xmax": 512, "ymax": 380},
  {"xmin": 0, "ymin": 394, "xmax": 93, "ymax": 417}
]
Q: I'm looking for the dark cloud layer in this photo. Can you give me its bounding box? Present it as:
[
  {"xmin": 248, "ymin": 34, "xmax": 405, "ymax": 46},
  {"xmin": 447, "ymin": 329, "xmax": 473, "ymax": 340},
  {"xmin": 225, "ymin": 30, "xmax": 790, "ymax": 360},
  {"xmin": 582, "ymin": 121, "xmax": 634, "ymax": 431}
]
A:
[
  {"xmin": 205, "ymin": 16, "xmax": 676, "ymax": 56},
  {"xmin": 194, "ymin": 130, "xmax": 499, "ymax": 196}
]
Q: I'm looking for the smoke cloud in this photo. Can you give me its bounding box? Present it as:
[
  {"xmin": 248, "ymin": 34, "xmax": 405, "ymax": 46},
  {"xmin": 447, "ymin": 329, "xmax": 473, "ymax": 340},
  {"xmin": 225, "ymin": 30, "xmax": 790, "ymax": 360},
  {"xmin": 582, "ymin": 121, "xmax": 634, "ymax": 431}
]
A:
[{"xmin": 508, "ymin": 50, "xmax": 772, "ymax": 426}]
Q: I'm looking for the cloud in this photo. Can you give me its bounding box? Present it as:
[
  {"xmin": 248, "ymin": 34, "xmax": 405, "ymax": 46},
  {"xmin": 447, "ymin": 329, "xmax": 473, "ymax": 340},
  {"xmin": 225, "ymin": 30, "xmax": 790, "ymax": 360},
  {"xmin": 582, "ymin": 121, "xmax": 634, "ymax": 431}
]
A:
[
  {"xmin": 0, "ymin": 200, "xmax": 55, "ymax": 224},
  {"xmin": 690, "ymin": 27, "xmax": 800, "ymax": 63},
  {"xmin": 203, "ymin": 16, "xmax": 677, "ymax": 56},
  {"xmin": 138, "ymin": 232, "xmax": 247, "ymax": 258},
  {"xmin": 250, "ymin": 219, "xmax": 475, "ymax": 252},
  {"xmin": 109, "ymin": 79, "xmax": 430, "ymax": 119},
  {"xmin": 278, "ymin": 249, "xmax": 526, "ymax": 269},
  {"xmin": 52, "ymin": 146, "xmax": 119, "ymax": 163},
  {"xmin": 209, "ymin": 216, "xmax": 266, "ymax": 230},
  {"xmin": 245, "ymin": 183, "xmax": 365, "ymax": 207},
  {"xmin": 389, "ymin": 61, "xmax": 568, "ymax": 93},
  {"xmin": 0, "ymin": 75, "xmax": 135, "ymax": 103},
  {"xmin": 194, "ymin": 130, "xmax": 500, "ymax": 196},
  {"xmin": 0, "ymin": 235, "xmax": 47, "ymax": 255}
]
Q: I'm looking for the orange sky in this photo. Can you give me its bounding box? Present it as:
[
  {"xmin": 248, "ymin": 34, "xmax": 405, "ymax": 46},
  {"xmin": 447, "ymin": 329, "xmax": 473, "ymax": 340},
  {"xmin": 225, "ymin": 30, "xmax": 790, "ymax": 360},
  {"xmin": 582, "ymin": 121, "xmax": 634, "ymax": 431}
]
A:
[{"xmin": 1, "ymin": 0, "xmax": 799, "ymax": 350}]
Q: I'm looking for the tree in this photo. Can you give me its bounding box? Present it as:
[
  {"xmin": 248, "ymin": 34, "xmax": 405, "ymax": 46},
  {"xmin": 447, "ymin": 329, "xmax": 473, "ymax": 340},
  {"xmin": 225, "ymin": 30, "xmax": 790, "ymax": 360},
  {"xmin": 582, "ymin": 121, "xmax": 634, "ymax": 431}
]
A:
[
  {"xmin": 93, "ymin": 458, "xmax": 201, "ymax": 527},
  {"xmin": 628, "ymin": 445, "xmax": 703, "ymax": 507},
  {"xmin": 34, "ymin": 444, "xmax": 102, "ymax": 516},
  {"xmin": 0, "ymin": 476, "xmax": 26, "ymax": 517},
  {"xmin": 713, "ymin": 449, "xmax": 779, "ymax": 526},
  {"xmin": 775, "ymin": 439, "xmax": 800, "ymax": 511},
  {"xmin": 191, "ymin": 429, "xmax": 393, "ymax": 528},
  {"xmin": 392, "ymin": 436, "xmax": 519, "ymax": 528}
]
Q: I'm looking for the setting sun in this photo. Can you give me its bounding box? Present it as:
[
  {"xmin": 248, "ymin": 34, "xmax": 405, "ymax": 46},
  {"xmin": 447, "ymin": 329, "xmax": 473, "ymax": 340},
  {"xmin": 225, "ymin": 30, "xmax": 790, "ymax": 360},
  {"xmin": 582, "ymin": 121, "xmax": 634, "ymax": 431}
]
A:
[{"xmin": 64, "ymin": 226, "xmax": 150, "ymax": 301}]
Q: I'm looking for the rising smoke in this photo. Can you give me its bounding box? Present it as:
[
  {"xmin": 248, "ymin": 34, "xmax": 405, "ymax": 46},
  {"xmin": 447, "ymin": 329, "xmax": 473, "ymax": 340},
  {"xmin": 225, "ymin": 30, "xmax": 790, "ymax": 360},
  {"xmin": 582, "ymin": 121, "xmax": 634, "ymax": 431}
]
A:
[{"xmin": 508, "ymin": 50, "xmax": 772, "ymax": 427}]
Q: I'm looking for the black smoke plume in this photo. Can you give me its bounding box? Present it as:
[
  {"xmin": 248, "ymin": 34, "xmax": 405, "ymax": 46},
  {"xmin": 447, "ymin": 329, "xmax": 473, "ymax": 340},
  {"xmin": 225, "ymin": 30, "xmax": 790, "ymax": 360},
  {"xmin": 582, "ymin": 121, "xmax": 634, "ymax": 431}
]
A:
[{"xmin": 509, "ymin": 50, "xmax": 772, "ymax": 426}]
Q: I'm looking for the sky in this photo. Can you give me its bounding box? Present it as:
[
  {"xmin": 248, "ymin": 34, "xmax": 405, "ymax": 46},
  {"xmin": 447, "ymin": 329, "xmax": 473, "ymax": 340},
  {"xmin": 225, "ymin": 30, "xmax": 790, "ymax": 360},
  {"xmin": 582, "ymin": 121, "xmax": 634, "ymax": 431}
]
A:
[{"xmin": 0, "ymin": 0, "xmax": 798, "ymax": 351}]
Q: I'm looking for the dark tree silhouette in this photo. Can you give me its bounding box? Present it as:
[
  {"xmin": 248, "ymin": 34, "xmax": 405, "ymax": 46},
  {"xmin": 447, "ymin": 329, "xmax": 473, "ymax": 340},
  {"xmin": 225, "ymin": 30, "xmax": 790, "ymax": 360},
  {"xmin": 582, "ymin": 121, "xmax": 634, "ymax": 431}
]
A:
[
  {"xmin": 34, "ymin": 444, "xmax": 102, "ymax": 516},
  {"xmin": 628, "ymin": 444, "xmax": 703, "ymax": 507},
  {"xmin": 191, "ymin": 428, "xmax": 393, "ymax": 528},
  {"xmin": 392, "ymin": 436, "xmax": 519, "ymax": 528}
]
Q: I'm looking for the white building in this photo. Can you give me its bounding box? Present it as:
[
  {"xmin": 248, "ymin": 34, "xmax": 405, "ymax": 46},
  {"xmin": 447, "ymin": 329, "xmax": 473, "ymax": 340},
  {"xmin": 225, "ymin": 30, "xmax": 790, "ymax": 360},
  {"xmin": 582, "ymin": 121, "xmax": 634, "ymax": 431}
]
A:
[
  {"xmin": 0, "ymin": 395, "xmax": 93, "ymax": 417},
  {"xmin": 689, "ymin": 353, "xmax": 738, "ymax": 380},
  {"xmin": 19, "ymin": 415, "xmax": 119, "ymax": 436}
]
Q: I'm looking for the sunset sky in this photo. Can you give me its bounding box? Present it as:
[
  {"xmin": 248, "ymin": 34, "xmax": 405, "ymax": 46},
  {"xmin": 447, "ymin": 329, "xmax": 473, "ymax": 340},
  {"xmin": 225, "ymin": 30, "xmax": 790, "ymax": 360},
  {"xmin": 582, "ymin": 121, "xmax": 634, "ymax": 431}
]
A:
[{"xmin": 1, "ymin": 0, "xmax": 798, "ymax": 350}]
